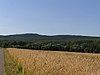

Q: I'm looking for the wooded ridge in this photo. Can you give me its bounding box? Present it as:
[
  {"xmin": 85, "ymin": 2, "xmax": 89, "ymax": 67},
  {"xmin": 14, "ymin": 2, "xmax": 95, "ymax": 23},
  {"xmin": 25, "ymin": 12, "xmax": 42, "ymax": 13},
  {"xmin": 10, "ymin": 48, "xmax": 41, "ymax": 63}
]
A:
[{"xmin": 0, "ymin": 33, "xmax": 100, "ymax": 53}]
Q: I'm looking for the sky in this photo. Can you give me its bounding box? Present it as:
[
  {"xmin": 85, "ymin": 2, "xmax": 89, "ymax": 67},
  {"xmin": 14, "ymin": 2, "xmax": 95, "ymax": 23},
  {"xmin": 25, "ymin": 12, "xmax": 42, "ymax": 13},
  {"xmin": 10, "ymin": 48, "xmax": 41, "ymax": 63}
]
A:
[{"xmin": 0, "ymin": 0, "xmax": 100, "ymax": 36}]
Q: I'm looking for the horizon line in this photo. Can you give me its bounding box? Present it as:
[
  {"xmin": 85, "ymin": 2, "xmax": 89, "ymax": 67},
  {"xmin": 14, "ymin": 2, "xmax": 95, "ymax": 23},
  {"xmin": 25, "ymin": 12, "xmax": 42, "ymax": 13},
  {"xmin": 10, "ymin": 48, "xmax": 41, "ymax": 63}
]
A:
[{"xmin": 0, "ymin": 32, "xmax": 100, "ymax": 37}]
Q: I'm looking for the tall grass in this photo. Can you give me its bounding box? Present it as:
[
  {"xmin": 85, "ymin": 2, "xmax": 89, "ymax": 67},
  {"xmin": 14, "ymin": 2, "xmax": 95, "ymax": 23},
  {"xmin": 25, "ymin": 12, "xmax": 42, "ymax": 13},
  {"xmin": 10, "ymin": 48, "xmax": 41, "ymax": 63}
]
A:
[
  {"xmin": 5, "ymin": 48, "xmax": 100, "ymax": 75},
  {"xmin": 4, "ymin": 49, "xmax": 24, "ymax": 75}
]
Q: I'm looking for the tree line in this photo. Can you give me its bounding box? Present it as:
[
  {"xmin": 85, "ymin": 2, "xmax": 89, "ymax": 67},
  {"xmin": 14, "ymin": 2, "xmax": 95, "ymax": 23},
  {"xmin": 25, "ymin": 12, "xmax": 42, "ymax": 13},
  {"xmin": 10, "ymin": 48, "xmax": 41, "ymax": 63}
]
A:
[{"xmin": 0, "ymin": 39, "xmax": 100, "ymax": 53}]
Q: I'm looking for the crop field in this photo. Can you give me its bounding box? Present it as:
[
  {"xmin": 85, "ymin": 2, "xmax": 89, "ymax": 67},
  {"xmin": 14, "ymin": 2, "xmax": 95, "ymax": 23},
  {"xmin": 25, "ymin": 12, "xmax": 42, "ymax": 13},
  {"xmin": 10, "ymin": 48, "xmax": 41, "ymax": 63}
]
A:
[
  {"xmin": 4, "ymin": 48, "xmax": 24, "ymax": 75},
  {"xmin": 5, "ymin": 48, "xmax": 100, "ymax": 75}
]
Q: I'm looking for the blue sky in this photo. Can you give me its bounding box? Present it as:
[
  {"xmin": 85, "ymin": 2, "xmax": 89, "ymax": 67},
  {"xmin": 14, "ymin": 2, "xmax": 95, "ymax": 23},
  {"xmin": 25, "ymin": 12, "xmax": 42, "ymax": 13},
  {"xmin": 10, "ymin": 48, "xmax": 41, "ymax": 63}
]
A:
[{"xmin": 0, "ymin": 0, "xmax": 100, "ymax": 36}]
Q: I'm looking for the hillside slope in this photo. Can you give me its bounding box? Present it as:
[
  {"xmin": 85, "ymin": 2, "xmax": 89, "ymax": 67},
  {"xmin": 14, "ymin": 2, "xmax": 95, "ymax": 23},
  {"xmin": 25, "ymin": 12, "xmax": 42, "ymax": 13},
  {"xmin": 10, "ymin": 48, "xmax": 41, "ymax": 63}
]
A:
[{"xmin": 0, "ymin": 33, "xmax": 100, "ymax": 41}]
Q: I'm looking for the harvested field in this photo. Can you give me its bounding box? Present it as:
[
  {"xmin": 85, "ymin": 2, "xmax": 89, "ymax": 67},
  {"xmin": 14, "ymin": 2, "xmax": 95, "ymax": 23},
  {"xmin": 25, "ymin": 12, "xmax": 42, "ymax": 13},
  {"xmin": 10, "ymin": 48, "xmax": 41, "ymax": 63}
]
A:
[{"xmin": 5, "ymin": 48, "xmax": 100, "ymax": 75}]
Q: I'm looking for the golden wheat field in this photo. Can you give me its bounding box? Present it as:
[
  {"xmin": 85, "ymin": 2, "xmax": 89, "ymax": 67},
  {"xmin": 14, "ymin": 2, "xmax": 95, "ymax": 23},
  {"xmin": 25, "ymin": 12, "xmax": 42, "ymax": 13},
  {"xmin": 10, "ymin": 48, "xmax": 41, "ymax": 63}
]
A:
[{"xmin": 5, "ymin": 48, "xmax": 100, "ymax": 75}]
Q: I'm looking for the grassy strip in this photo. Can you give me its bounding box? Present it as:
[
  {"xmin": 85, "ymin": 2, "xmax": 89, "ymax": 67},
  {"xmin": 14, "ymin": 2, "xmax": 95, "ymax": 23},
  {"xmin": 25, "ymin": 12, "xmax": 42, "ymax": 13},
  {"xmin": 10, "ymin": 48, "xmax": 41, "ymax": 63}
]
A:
[{"xmin": 4, "ymin": 49, "xmax": 24, "ymax": 75}]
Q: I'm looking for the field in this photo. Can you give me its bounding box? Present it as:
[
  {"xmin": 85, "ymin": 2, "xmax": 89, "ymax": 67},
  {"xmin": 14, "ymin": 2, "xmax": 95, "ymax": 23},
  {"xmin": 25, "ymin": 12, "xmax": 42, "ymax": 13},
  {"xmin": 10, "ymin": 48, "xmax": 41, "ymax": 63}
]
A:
[
  {"xmin": 4, "ymin": 49, "xmax": 24, "ymax": 75},
  {"xmin": 4, "ymin": 48, "xmax": 100, "ymax": 75}
]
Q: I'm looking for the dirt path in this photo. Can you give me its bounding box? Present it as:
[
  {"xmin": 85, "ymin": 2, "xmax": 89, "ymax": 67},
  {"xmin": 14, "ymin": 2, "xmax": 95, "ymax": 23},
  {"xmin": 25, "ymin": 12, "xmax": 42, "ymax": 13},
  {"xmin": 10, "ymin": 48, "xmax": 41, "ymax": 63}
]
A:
[{"xmin": 0, "ymin": 48, "xmax": 4, "ymax": 75}]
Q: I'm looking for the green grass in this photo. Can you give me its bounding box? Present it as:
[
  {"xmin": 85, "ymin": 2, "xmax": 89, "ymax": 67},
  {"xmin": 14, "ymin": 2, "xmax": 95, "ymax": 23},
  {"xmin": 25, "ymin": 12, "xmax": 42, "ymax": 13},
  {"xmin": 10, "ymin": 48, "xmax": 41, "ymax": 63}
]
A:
[{"xmin": 4, "ymin": 49, "xmax": 24, "ymax": 75}]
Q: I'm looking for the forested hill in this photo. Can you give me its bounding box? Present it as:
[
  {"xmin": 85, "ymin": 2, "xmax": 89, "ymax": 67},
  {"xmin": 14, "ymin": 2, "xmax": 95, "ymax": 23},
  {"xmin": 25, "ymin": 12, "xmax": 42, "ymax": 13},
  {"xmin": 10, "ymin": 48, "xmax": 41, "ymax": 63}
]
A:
[
  {"xmin": 0, "ymin": 33, "xmax": 100, "ymax": 53},
  {"xmin": 0, "ymin": 33, "xmax": 100, "ymax": 41}
]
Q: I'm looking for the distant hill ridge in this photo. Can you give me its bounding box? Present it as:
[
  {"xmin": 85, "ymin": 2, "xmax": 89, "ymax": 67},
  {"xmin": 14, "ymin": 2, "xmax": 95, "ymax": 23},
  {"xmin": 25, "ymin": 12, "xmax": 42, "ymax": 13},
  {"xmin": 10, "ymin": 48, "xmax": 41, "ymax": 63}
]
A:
[
  {"xmin": 0, "ymin": 33, "xmax": 100, "ymax": 53},
  {"xmin": 0, "ymin": 33, "xmax": 100, "ymax": 41}
]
